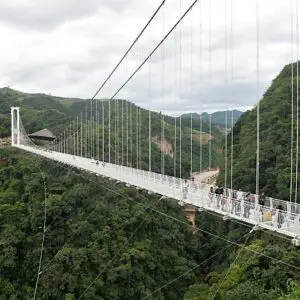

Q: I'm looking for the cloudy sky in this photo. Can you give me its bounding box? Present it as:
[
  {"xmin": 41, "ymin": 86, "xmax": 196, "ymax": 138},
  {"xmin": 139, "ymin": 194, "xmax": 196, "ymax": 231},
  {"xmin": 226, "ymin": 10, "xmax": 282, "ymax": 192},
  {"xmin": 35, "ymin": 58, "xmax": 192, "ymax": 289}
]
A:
[{"xmin": 0, "ymin": 0, "xmax": 296, "ymax": 114}]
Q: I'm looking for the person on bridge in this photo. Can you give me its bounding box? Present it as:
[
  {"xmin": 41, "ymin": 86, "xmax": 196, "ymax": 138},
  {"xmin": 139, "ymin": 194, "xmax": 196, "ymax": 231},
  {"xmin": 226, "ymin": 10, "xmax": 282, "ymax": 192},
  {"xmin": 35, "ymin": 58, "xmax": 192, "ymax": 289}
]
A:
[
  {"xmin": 183, "ymin": 179, "xmax": 189, "ymax": 200},
  {"xmin": 209, "ymin": 186, "xmax": 214, "ymax": 206},
  {"xmin": 236, "ymin": 189, "xmax": 244, "ymax": 215},
  {"xmin": 259, "ymin": 192, "xmax": 265, "ymax": 206}
]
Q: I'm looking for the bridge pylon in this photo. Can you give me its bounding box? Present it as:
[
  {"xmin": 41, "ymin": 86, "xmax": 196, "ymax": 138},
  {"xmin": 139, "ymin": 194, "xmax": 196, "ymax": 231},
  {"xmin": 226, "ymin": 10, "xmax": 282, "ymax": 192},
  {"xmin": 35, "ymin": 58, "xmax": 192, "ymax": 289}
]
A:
[{"xmin": 11, "ymin": 107, "xmax": 20, "ymax": 146}]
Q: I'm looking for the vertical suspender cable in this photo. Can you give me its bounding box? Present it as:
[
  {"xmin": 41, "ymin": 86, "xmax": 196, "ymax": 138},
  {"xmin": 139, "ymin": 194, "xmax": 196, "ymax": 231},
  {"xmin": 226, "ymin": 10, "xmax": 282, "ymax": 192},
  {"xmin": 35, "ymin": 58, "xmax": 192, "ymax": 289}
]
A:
[
  {"xmin": 224, "ymin": 0, "xmax": 228, "ymax": 191},
  {"xmin": 109, "ymin": 99, "xmax": 111, "ymax": 163},
  {"xmin": 130, "ymin": 102, "xmax": 133, "ymax": 166},
  {"xmin": 136, "ymin": 106, "xmax": 139, "ymax": 168},
  {"xmin": 66, "ymin": 127, "xmax": 68, "ymax": 154},
  {"xmin": 122, "ymin": 99, "xmax": 124, "ymax": 166},
  {"xmin": 161, "ymin": 5, "xmax": 165, "ymax": 175},
  {"xmin": 290, "ymin": 0, "xmax": 294, "ymax": 204},
  {"xmin": 230, "ymin": 0, "xmax": 234, "ymax": 191},
  {"xmin": 209, "ymin": 115, "xmax": 212, "ymax": 170},
  {"xmin": 295, "ymin": 0, "xmax": 299, "ymax": 204},
  {"xmin": 139, "ymin": 106, "xmax": 142, "ymax": 169},
  {"xmin": 76, "ymin": 116, "xmax": 79, "ymax": 156},
  {"xmin": 208, "ymin": 0, "xmax": 212, "ymax": 172},
  {"xmin": 209, "ymin": 0, "xmax": 212, "ymax": 83},
  {"xmin": 73, "ymin": 120, "xmax": 76, "ymax": 155},
  {"xmin": 200, "ymin": 115, "xmax": 202, "ymax": 172},
  {"xmin": 126, "ymin": 100, "xmax": 129, "ymax": 166},
  {"xmin": 95, "ymin": 100, "xmax": 98, "ymax": 160},
  {"xmin": 190, "ymin": 8, "xmax": 193, "ymax": 178},
  {"xmin": 136, "ymin": 39, "xmax": 140, "ymax": 169},
  {"xmin": 63, "ymin": 130, "xmax": 65, "ymax": 154},
  {"xmin": 174, "ymin": 29, "xmax": 177, "ymax": 178},
  {"xmin": 179, "ymin": 0, "xmax": 182, "ymax": 179},
  {"xmin": 81, "ymin": 112, "xmax": 83, "ymax": 157},
  {"xmin": 231, "ymin": 110, "xmax": 234, "ymax": 189},
  {"xmin": 91, "ymin": 101, "xmax": 93, "ymax": 158},
  {"xmin": 199, "ymin": 0, "xmax": 203, "ymax": 175},
  {"xmin": 85, "ymin": 106, "xmax": 88, "ymax": 157},
  {"xmin": 115, "ymin": 99, "xmax": 118, "ymax": 164},
  {"xmin": 102, "ymin": 101, "xmax": 105, "ymax": 162},
  {"xmin": 149, "ymin": 56, "xmax": 152, "ymax": 172},
  {"xmin": 255, "ymin": 0, "xmax": 260, "ymax": 196}
]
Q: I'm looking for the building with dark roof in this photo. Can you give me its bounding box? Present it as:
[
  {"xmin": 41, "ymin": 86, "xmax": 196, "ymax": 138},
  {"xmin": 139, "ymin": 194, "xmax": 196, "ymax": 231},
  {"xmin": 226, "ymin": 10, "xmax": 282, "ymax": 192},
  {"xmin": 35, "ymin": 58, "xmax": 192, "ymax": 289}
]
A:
[{"xmin": 28, "ymin": 129, "xmax": 55, "ymax": 141}]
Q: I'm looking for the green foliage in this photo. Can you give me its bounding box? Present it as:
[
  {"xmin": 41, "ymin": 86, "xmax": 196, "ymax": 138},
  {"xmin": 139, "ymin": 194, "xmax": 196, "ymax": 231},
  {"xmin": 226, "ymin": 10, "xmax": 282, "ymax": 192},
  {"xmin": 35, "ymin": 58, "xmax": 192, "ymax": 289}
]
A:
[
  {"xmin": 181, "ymin": 110, "xmax": 243, "ymax": 128},
  {"xmin": 1, "ymin": 87, "xmax": 223, "ymax": 178},
  {"xmin": 0, "ymin": 148, "xmax": 201, "ymax": 299},
  {"xmin": 218, "ymin": 62, "xmax": 300, "ymax": 199}
]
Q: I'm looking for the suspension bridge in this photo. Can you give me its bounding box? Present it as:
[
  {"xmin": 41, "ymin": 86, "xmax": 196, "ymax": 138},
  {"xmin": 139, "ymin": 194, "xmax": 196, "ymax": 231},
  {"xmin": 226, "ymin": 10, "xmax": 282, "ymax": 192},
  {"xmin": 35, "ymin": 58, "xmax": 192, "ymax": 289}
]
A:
[
  {"xmin": 11, "ymin": 106, "xmax": 300, "ymax": 243},
  {"xmin": 8, "ymin": 0, "xmax": 300, "ymax": 248},
  {"xmin": 7, "ymin": 0, "xmax": 300, "ymax": 298}
]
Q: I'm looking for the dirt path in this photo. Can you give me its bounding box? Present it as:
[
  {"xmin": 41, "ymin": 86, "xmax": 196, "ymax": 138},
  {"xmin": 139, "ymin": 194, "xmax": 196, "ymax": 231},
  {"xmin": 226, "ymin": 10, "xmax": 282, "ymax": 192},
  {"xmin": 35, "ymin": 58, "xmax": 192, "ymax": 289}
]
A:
[{"xmin": 192, "ymin": 169, "xmax": 219, "ymax": 185}]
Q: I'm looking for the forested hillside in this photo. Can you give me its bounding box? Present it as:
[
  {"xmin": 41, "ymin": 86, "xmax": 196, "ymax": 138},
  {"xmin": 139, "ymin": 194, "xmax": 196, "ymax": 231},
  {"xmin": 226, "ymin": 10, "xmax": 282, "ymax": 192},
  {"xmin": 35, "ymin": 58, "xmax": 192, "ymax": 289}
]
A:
[
  {"xmin": 181, "ymin": 110, "xmax": 243, "ymax": 128},
  {"xmin": 0, "ymin": 87, "xmax": 222, "ymax": 177},
  {"xmin": 0, "ymin": 147, "xmax": 300, "ymax": 299},
  {"xmin": 218, "ymin": 62, "xmax": 300, "ymax": 200}
]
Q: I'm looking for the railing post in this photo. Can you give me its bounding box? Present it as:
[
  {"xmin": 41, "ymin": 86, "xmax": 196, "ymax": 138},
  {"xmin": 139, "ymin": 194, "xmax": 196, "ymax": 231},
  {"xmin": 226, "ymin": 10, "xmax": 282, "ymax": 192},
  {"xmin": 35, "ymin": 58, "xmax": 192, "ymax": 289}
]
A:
[{"xmin": 269, "ymin": 198, "xmax": 273, "ymax": 209}]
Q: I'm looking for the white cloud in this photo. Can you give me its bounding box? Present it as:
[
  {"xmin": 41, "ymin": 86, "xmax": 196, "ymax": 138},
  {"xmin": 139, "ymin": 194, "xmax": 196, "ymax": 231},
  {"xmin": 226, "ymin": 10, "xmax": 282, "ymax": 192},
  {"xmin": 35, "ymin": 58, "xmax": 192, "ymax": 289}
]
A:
[{"xmin": 0, "ymin": 0, "xmax": 296, "ymax": 114}]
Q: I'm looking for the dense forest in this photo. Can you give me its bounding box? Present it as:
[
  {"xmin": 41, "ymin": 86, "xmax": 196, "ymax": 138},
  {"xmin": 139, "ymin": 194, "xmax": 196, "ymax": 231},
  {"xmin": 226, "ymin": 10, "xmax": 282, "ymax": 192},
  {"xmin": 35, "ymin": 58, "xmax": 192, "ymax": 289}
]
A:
[
  {"xmin": 1, "ymin": 147, "xmax": 300, "ymax": 299},
  {"xmin": 181, "ymin": 110, "xmax": 243, "ymax": 128},
  {"xmin": 1, "ymin": 66, "xmax": 300, "ymax": 300},
  {"xmin": 218, "ymin": 62, "xmax": 300, "ymax": 200}
]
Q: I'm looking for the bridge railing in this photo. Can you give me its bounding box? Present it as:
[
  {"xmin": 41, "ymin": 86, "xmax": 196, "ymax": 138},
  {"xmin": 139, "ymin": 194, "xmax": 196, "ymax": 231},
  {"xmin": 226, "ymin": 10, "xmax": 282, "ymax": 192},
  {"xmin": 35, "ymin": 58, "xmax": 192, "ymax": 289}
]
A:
[
  {"xmin": 195, "ymin": 193, "xmax": 300, "ymax": 235},
  {"xmin": 17, "ymin": 139, "xmax": 300, "ymax": 230}
]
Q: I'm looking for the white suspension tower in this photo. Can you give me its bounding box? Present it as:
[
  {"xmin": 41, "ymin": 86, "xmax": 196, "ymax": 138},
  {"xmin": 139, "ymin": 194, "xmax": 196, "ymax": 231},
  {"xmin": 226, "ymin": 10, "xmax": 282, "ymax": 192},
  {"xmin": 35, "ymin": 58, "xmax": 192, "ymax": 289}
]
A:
[{"xmin": 11, "ymin": 107, "xmax": 20, "ymax": 146}]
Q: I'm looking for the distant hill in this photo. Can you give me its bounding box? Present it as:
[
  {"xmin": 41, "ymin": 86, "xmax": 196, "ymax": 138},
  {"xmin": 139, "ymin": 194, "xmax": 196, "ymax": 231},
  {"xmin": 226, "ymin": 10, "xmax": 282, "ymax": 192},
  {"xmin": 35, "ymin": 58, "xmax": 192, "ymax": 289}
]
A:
[
  {"xmin": 181, "ymin": 110, "xmax": 244, "ymax": 128},
  {"xmin": 0, "ymin": 87, "xmax": 223, "ymax": 177}
]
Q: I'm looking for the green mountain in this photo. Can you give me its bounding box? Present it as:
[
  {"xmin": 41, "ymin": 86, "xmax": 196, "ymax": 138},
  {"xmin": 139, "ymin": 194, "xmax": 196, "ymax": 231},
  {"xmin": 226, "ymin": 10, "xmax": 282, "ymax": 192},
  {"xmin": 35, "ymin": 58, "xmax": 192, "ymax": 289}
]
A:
[
  {"xmin": 181, "ymin": 110, "xmax": 244, "ymax": 128},
  {"xmin": 0, "ymin": 147, "xmax": 299, "ymax": 299},
  {"xmin": 1, "ymin": 83, "xmax": 300, "ymax": 299},
  {"xmin": 217, "ymin": 62, "xmax": 299, "ymax": 200},
  {"xmin": 0, "ymin": 87, "xmax": 222, "ymax": 177}
]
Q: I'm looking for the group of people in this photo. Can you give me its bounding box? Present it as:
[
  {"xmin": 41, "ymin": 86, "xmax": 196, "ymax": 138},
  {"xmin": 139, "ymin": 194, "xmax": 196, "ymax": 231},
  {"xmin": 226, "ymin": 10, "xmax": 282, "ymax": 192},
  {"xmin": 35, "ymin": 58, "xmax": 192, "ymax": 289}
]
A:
[{"xmin": 208, "ymin": 186, "xmax": 267, "ymax": 216}]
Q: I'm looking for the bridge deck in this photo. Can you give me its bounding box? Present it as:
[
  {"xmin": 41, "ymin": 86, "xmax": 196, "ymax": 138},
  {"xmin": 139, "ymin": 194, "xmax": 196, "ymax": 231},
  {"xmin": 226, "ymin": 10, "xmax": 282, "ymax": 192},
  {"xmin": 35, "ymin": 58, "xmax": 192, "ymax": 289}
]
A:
[{"xmin": 15, "ymin": 145, "xmax": 300, "ymax": 239}]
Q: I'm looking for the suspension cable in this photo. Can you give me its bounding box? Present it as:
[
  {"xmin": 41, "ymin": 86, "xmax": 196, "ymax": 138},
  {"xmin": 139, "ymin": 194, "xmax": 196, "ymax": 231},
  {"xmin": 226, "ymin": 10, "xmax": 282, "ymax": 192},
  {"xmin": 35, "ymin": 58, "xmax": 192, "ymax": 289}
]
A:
[
  {"xmin": 162, "ymin": 3, "xmax": 165, "ymax": 175},
  {"xmin": 295, "ymin": 0, "xmax": 299, "ymax": 204},
  {"xmin": 141, "ymin": 231, "xmax": 252, "ymax": 300},
  {"xmin": 224, "ymin": 0, "xmax": 228, "ymax": 191},
  {"xmin": 32, "ymin": 162, "xmax": 47, "ymax": 300},
  {"xmin": 110, "ymin": 0, "xmax": 199, "ymax": 101},
  {"xmin": 126, "ymin": 100, "xmax": 129, "ymax": 166},
  {"xmin": 255, "ymin": 0, "xmax": 260, "ymax": 196},
  {"xmin": 290, "ymin": 0, "xmax": 295, "ymax": 204},
  {"xmin": 190, "ymin": 8, "xmax": 193, "ymax": 179},
  {"xmin": 78, "ymin": 195, "xmax": 165, "ymax": 299},
  {"xmin": 179, "ymin": 0, "xmax": 183, "ymax": 179},
  {"xmin": 174, "ymin": 26, "xmax": 177, "ymax": 178},
  {"xmin": 149, "ymin": 56, "xmax": 152, "ymax": 172},
  {"xmin": 102, "ymin": 101, "xmax": 105, "ymax": 162},
  {"xmin": 115, "ymin": 99, "xmax": 118, "ymax": 164},
  {"xmin": 230, "ymin": 0, "xmax": 234, "ymax": 191},
  {"xmin": 199, "ymin": 0, "xmax": 203, "ymax": 175},
  {"xmin": 209, "ymin": 0, "xmax": 212, "ymax": 82},
  {"xmin": 90, "ymin": 0, "xmax": 166, "ymax": 100},
  {"xmin": 209, "ymin": 114, "xmax": 212, "ymax": 170},
  {"xmin": 211, "ymin": 231, "xmax": 253, "ymax": 300},
  {"xmin": 208, "ymin": 1, "xmax": 212, "ymax": 171},
  {"xmin": 122, "ymin": 99, "xmax": 124, "ymax": 165}
]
